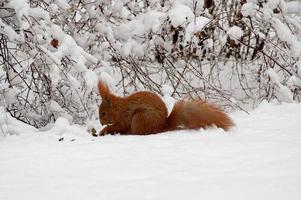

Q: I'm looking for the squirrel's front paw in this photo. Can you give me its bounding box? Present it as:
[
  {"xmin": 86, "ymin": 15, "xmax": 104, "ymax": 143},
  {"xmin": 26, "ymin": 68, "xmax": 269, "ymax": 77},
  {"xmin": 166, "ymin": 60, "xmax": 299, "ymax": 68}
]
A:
[
  {"xmin": 91, "ymin": 128, "xmax": 106, "ymax": 137},
  {"xmin": 99, "ymin": 127, "xmax": 109, "ymax": 136}
]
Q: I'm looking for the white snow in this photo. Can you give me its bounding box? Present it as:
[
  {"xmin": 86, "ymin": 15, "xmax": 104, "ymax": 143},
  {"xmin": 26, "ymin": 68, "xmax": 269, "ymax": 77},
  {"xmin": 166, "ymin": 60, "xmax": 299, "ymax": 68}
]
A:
[
  {"xmin": 8, "ymin": 0, "xmax": 30, "ymax": 22},
  {"xmin": 161, "ymin": 84, "xmax": 176, "ymax": 115},
  {"xmin": 272, "ymin": 18, "xmax": 301, "ymax": 58},
  {"xmin": 29, "ymin": 7, "xmax": 50, "ymax": 22},
  {"xmin": 267, "ymin": 0, "xmax": 287, "ymax": 12},
  {"xmin": 1, "ymin": 102, "xmax": 301, "ymax": 200},
  {"xmin": 54, "ymin": 0, "xmax": 70, "ymax": 10},
  {"xmin": 286, "ymin": 1, "xmax": 301, "ymax": 14},
  {"xmin": 3, "ymin": 87, "xmax": 18, "ymax": 104},
  {"xmin": 48, "ymin": 24, "xmax": 98, "ymax": 71},
  {"xmin": 0, "ymin": 18, "xmax": 21, "ymax": 42},
  {"xmin": 266, "ymin": 68, "xmax": 293, "ymax": 102},
  {"xmin": 116, "ymin": 10, "xmax": 164, "ymax": 40},
  {"xmin": 241, "ymin": 2, "xmax": 259, "ymax": 17},
  {"xmin": 84, "ymin": 69, "xmax": 98, "ymax": 93},
  {"xmin": 120, "ymin": 39, "xmax": 135, "ymax": 58},
  {"xmin": 276, "ymin": 85, "xmax": 293, "ymax": 102},
  {"xmin": 168, "ymin": 4, "xmax": 194, "ymax": 27},
  {"xmin": 287, "ymin": 75, "xmax": 301, "ymax": 88},
  {"xmin": 0, "ymin": 106, "xmax": 37, "ymax": 136},
  {"xmin": 49, "ymin": 64, "xmax": 61, "ymax": 88},
  {"xmin": 266, "ymin": 68, "xmax": 282, "ymax": 87},
  {"xmin": 99, "ymin": 72, "xmax": 117, "ymax": 92},
  {"xmin": 268, "ymin": 0, "xmax": 281, "ymax": 10},
  {"xmin": 185, "ymin": 17, "xmax": 210, "ymax": 42},
  {"xmin": 227, "ymin": 26, "xmax": 244, "ymax": 42},
  {"xmin": 67, "ymin": 73, "xmax": 81, "ymax": 90},
  {"xmin": 49, "ymin": 100, "xmax": 64, "ymax": 113}
]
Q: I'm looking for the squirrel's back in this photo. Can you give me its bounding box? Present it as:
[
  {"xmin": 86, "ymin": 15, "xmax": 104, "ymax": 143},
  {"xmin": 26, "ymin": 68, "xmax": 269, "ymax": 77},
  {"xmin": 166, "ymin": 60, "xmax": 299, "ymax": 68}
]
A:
[
  {"xmin": 126, "ymin": 91, "xmax": 168, "ymax": 116},
  {"xmin": 122, "ymin": 91, "xmax": 168, "ymax": 134}
]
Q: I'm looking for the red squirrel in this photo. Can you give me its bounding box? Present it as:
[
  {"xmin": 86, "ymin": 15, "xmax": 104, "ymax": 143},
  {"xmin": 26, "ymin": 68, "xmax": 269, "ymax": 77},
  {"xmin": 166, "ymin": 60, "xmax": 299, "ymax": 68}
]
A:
[{"xmin": 94, "ymin": 81, "xmax": 234, "ymax": 136}]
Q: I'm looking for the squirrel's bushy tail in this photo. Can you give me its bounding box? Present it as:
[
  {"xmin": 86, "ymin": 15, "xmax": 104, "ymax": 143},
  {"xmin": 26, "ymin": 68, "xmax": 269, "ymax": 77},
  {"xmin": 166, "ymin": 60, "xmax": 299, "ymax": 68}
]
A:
[{"xmin": 165, "ymin": 100, "xmax": 234, "ymax": 131}]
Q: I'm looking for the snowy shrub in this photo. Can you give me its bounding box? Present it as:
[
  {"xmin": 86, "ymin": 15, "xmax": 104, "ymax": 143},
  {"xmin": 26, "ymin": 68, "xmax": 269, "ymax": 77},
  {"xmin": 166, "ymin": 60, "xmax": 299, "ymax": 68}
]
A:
[
  {"xmin": 0, "ymin": 0, "xmax": 301, "ymax": 128},
  {"xmin": 0, "ymin": 0, "xmax": 100, "ymax": 127}
]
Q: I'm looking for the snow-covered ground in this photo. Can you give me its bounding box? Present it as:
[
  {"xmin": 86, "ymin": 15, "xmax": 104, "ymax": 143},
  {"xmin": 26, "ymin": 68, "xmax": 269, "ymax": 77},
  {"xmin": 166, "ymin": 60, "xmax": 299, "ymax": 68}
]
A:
[{"xmin": 0, "ymin": 102, "xmax": 301, "ymax": 200}]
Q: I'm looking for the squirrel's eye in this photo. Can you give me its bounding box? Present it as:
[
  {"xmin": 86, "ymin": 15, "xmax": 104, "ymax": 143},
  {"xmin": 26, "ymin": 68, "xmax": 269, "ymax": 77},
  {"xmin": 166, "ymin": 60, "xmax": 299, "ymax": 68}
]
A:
[{"xmin": 102, "ymin": 112, "xmax": 106, "ymax": 117}]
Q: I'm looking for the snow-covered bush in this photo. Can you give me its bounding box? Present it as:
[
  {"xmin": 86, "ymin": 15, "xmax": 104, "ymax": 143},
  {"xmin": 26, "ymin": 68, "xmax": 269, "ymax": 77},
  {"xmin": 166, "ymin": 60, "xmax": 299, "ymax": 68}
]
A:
[
  {"xmin": 88, "ymin": 0, "xmax": 301, "ymax": 106},
  {"xmin": 0, "ymin": 0, "xmax": 100, "ymax": 127},
  {"xmin": 0, "ymin": 0, "xmax": 301, "ymax": 128}
]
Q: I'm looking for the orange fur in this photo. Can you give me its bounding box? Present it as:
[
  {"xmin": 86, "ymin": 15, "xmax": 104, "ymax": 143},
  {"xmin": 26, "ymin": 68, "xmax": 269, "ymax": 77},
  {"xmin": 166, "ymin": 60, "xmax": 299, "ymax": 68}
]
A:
[{"xmin": 96, "ymin": 81, "xmax": 234, "ymax": 136}]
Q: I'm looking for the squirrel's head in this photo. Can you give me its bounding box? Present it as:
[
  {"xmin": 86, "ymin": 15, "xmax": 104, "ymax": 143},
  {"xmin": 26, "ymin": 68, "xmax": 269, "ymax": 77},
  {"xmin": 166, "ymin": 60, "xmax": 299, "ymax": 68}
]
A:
[
  {"xmin": 99, "ymin": 98, "xmax": 114, "ymax": 125},
  {"xmin": 98, "ymin": 81, "xmax": 115, "ymax": 125}
]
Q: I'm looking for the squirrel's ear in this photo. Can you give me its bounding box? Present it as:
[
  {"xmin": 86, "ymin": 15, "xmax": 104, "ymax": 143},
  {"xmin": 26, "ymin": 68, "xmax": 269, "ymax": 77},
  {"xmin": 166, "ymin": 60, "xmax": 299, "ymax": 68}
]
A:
[
  {"xmin": 102, "ymin": 96, "xmax": 112, "ymax": 107},
  {"xmin": 98, "ymin": 80, "xmax": 110, "ymax": 98}
]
